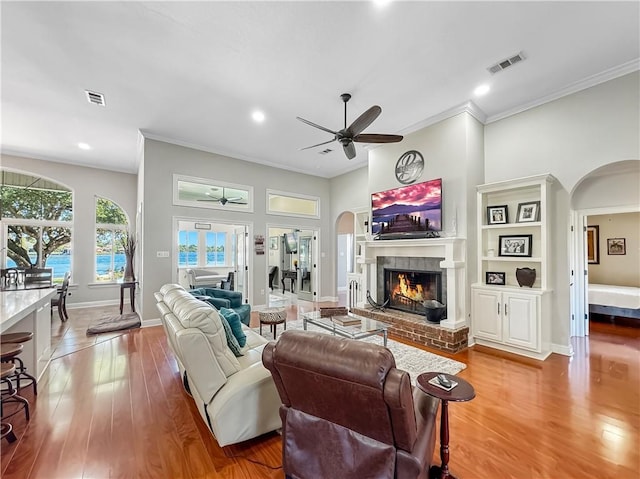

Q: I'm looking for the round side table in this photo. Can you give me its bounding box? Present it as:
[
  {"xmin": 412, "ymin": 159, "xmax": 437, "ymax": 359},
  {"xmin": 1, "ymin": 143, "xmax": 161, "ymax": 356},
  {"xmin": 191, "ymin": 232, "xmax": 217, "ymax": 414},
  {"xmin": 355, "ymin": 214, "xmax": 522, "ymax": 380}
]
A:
[
  {"xmin": 258, "ymin": 307, "xmax": 287, "ymax": 339},
  {"xmin": 416, "ymin": 372, "xmax": 475, "ymax": 479}
]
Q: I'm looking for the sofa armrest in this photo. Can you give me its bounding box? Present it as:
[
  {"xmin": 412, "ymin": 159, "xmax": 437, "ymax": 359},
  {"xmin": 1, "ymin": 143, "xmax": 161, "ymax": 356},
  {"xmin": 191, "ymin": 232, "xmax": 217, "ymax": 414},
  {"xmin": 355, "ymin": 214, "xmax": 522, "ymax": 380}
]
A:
[{"xmin": 175, "ymin": 328, "xmax": 228, "ymax": 404}]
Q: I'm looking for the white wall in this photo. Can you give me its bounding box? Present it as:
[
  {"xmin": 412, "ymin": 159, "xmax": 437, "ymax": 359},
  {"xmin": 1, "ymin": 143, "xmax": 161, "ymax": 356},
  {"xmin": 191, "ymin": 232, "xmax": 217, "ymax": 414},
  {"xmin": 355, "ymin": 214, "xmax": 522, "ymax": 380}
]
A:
[
  {"xmin": 485, "ymin": 71, "xmax": 640, "ymax": 350},
  {"xmin": 1, "ymin": 154, "xmax": 137, "ymax": 305},
  {"xmin": 140, "ymin": 138, "xmax": 332, "ymax": 320}
]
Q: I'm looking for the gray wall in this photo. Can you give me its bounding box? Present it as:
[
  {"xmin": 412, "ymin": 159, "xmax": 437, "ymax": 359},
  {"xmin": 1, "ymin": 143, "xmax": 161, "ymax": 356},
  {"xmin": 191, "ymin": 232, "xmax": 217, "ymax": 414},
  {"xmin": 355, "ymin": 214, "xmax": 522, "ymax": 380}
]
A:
[
  {"xmin": 139, "ymin": 138, "xmax": 332, "ymax": 320},
  {"xmin": 0, "ymin": 154, "xmax": 137, "ymax": 305}
]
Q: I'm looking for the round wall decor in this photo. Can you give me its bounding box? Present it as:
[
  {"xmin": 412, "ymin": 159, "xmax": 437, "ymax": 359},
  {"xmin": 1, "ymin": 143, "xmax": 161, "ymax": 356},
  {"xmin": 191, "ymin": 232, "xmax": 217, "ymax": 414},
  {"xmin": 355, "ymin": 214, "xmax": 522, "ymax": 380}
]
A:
[{"xmin": 395, "ymin": 150, "xmax": 424, "ymax": 184}]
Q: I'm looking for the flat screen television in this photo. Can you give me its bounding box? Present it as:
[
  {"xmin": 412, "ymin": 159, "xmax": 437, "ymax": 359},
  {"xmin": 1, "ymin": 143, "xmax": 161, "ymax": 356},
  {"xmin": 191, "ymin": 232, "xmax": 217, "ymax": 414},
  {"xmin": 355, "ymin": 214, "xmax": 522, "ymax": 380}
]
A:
[
  {"xmin": 371, "ymin": 178, "xmax": 442, "ymax": 238},
  {"xmin": 284, "ymin": 232, "xmax": 298, "ymax": 254}
]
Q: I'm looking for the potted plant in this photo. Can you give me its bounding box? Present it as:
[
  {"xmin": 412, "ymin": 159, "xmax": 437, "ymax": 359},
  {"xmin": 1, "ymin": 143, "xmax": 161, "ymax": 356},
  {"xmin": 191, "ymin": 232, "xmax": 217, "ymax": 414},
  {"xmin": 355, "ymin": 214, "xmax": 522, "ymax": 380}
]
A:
[{"xmin": 120, "ymin": 231, "xmax": 137, "ymax": 282}]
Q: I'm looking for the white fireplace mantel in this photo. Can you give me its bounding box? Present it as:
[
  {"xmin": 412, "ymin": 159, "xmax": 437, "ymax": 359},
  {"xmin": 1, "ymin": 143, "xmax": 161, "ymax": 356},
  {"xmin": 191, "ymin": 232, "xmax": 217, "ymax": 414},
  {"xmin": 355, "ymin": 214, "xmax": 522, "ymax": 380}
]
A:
[{"xmin": 361, "ymin": 237, "xmax": 467, "ymax": 330}]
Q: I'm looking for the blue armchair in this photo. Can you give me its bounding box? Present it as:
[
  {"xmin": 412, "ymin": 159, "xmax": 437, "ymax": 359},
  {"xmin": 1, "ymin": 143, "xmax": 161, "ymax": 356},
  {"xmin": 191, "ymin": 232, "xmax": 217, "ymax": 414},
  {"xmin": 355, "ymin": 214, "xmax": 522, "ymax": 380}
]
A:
[{"xmin": 189, "ymin": 287, "xmax": 251, "ymax": 325}]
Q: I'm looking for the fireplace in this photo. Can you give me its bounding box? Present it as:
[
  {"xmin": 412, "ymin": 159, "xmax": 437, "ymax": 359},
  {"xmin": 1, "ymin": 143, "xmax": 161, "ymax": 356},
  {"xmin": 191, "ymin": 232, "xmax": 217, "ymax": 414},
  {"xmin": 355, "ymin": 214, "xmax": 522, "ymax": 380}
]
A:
[{"xmin": 384, "ymin": 269, "xmax": 443, "ymax": 315}]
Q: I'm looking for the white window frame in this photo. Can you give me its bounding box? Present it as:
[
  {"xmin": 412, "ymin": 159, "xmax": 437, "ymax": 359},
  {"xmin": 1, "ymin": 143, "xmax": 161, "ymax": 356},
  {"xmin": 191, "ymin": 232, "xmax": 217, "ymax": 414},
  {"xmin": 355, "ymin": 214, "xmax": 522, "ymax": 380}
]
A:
[{"xmin": 94, "ymin": 197, "xmax": 129, "ymax": 282}]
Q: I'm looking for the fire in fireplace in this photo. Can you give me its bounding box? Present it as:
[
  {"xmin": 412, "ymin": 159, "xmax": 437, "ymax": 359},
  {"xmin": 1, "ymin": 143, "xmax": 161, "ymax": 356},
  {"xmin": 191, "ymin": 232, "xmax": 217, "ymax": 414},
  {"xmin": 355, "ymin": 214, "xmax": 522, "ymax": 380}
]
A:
[{"xmin": 384, "ymin": 269, "xmax": 442, "ymax": 315}]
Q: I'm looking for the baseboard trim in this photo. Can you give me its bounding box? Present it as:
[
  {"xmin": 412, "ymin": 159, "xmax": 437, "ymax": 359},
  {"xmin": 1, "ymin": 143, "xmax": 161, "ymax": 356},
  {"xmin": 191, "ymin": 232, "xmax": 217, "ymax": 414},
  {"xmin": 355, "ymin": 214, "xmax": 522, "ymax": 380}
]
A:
[
  {"xmin": 142, "ymin": 318, "xmax": 162, "ymax": 328},
  {"xmin": 319, "ymin": 296, "xmax": 338, "ymax": 302},
  {"xmin": 67, "ymin": 299, "xmax": 120, "ymax": 309},
  {"xmin": 551, "ymin": 343, "xmax": 574, "ymax": 356}
]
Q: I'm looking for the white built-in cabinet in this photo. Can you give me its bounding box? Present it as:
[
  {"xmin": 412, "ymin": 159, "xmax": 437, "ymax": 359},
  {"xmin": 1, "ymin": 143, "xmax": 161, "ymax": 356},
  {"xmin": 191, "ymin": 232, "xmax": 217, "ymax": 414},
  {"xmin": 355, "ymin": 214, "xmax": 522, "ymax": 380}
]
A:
[
  {"xmin": 472, "ymin": 174, "xmax": 555, "ymax": 360},
  {"xmin": 346, "ymin": 208, "xmax": 370, "ymax": 308}
]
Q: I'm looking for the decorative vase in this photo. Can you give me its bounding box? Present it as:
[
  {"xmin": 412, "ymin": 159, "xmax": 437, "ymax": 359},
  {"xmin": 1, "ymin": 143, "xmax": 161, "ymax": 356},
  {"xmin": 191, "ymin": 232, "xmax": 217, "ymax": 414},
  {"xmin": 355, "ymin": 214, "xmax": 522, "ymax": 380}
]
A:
[
  {"xmin": 516, "ymin": 267, "xmax": 536, "ymax": 287},
  {"xmin": 124, "ymin": 254, "xmax": 135, "ymax": 282},
  {"xmin": 423, "ymin": 300, "xmax": 446, "ymax": 323}
]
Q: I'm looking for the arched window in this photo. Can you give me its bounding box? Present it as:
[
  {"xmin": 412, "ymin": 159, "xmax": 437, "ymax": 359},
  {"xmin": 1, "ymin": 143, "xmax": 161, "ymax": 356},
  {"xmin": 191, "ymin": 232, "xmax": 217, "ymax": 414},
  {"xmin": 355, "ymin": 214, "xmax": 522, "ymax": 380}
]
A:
[
  {"xmin": 1, "ymin": 170, "xmax": 73, "ymax": 283},
  {"xmin": 95, "ymin": 197, "xmax": 128, "ymax": 282}
]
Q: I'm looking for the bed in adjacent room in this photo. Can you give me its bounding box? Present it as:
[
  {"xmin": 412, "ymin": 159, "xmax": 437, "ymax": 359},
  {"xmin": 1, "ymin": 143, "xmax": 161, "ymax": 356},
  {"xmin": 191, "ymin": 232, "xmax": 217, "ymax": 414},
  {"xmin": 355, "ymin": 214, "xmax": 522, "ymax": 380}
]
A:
[{"xmin": 588, "ymin": 283, "xmax": 640, "ymax": 320}]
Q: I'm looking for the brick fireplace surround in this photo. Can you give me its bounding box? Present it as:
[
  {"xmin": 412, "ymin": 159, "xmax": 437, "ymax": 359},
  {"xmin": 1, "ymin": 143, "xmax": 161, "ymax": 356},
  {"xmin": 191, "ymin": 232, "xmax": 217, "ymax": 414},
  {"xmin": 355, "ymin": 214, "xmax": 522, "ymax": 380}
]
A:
[{"xmin": 352, "ymin": 307, "xmax": 469, "ymax": 354}]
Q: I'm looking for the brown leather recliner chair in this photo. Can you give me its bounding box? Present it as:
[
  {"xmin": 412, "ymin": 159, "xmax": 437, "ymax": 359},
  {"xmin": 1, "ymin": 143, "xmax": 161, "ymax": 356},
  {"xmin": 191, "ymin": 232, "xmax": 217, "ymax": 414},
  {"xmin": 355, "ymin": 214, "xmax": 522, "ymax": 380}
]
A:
[{"xmin": 262, "ymin": 330, "xmax": 440, "ymax": 479}]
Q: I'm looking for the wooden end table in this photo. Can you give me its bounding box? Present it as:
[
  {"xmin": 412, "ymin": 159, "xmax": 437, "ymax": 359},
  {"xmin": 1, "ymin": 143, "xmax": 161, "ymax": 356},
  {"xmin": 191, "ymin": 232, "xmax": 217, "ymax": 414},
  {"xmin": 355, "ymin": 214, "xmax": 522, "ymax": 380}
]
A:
[
  {"xmin": 119, "ymin": 281, "xmax": 138, "ymax": 314},
  {"xmin": 416, "ymin": 372, "xmax": 475, "ymax": 479}
]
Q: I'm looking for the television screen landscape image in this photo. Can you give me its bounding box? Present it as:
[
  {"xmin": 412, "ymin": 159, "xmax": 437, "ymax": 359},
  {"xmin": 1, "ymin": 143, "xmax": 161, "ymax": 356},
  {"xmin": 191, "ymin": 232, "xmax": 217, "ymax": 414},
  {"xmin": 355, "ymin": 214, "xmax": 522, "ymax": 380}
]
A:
[{"xmin": 371, "ymin": 178, "xmax": 442, "ymax": 237}]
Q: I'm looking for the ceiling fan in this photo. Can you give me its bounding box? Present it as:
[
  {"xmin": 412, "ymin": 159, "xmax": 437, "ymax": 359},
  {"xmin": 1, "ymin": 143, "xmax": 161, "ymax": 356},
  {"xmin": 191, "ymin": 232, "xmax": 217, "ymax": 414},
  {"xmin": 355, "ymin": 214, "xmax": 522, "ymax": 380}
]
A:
[
  {"xmin": 197, "ymin": 187, "xmax": 247, "ymax": 205},
  {"xmin": 297, "ymin": 93, "xmax": 403, "ymax": 160}
]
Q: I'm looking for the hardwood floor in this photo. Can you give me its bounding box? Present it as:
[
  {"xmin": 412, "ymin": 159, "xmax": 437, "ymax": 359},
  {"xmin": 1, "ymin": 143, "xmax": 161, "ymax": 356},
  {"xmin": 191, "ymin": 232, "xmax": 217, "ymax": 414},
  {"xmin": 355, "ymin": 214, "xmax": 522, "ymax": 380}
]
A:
[{"xmin": 1, "ymin": 303, "xmax": 638, "ymax": 478}]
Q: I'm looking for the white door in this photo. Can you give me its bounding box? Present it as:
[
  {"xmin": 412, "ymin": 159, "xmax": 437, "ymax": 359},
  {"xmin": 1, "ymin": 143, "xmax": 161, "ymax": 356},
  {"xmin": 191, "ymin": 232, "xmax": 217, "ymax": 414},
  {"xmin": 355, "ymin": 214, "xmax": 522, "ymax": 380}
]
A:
[
  {"xmin": 234, "ymin": 226, "xmax": 248, "ymax": 303},
  {"xmin": 471, "ymin": 288, "xmax": 502, "ymax": 341},
  {"xmin": 503, "ymin": 292, "xmax": 538, "ymax": 351},
  {"xmin": 296, "ymin": 230, "xmax": 317, "ymax": 302}
]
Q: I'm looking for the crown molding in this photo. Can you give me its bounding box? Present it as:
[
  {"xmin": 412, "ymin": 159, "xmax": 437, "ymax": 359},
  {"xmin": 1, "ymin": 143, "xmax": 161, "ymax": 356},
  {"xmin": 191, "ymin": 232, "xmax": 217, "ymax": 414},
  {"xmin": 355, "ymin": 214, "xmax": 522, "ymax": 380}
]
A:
[
  {"xmin": 397, "ymin": 101, "xmax": 488, "ymax": 136},
  {"xmin": 486, "ymin": 59, "xmax": 640, "ymax": 124}
]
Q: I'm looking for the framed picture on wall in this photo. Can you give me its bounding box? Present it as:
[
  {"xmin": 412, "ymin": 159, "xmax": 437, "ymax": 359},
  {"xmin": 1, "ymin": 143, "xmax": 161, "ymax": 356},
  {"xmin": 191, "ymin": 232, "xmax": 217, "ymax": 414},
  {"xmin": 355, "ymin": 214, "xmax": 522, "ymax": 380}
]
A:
[
  {"xmin": 269, "ymin": 236, "xmax": 279, "ymax": 250},
  {"xmin": 586, "ymin": 225, "xmax": 599, "ymax": 264},
  {"xmin": 607, "ymin": 238, "xmax": 626, "ymax": 255}
]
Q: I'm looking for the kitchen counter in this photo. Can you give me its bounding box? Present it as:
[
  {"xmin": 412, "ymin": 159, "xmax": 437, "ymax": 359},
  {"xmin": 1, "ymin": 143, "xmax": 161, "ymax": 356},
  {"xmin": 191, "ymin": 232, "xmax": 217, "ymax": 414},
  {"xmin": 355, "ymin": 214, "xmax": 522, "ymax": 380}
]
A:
[{"xmin": 1, "ymin": 287, "xmax": 57, "ymax": 381}]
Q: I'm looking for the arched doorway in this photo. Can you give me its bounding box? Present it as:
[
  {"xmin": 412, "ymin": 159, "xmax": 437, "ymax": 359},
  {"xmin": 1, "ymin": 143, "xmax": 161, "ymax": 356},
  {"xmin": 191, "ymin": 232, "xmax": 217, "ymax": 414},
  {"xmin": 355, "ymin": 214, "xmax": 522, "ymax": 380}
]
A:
[{"xmin": 570, "ymin": 159, "xmax": 640, "ymax": 336}]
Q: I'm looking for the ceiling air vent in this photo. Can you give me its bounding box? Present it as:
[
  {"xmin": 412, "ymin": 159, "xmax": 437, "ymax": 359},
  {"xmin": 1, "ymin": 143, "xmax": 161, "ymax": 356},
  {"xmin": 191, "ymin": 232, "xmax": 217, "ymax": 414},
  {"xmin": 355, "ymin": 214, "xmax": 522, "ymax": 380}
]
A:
[
  {"xmin": 85, "ymin": 90, "xmax": 106, "ymax": 106},
  {"xmin": 319, "ymin": 149, "xmax": 333, "ymax": 154},
  {"xmin": 487, "ymin": 52, "xmax": 525, "ymax": 74}
]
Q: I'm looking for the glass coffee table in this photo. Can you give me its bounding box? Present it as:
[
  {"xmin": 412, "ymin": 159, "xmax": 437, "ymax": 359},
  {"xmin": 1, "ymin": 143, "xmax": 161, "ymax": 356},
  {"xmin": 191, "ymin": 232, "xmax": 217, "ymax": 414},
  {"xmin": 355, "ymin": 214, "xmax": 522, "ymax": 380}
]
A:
[{"xmin": 301, "ymin": 310, "xmax": 388, "ymax": 347}]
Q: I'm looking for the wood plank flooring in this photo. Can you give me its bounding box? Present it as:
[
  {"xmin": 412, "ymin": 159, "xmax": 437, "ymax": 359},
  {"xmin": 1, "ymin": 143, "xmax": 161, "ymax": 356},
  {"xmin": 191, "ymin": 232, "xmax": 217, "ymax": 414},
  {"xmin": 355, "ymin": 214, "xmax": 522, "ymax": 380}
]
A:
[{"xmin": 1, "ymin": 304, "xmax": 638, "ymax": 478}]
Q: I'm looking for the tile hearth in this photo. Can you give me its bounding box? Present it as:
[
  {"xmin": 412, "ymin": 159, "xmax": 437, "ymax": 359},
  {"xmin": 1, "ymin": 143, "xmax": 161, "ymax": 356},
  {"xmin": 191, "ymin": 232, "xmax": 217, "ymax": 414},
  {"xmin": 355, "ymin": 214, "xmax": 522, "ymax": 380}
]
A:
[{"xmin": 351, "ymin": 307, "xmax": 468, "ymax": 354}]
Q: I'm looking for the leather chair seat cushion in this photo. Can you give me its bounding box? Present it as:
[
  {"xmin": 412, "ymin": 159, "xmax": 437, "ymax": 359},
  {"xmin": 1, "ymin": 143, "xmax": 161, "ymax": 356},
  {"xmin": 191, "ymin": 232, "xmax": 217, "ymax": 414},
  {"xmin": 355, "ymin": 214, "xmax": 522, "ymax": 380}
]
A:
[
  {"xmin": 165, "ymin": 287, "xmax": 240, "ymax": 377},
  {"xmin": 219, "ymin": 308, "xmax": 247, "ymax": 347}
]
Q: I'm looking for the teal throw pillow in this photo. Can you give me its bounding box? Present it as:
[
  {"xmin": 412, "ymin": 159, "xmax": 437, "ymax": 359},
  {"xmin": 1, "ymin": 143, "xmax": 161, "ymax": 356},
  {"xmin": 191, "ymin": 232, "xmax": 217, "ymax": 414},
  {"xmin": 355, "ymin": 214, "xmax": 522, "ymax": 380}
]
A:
[
  {"xmin": 219, "ymin": 307, "xmax": 247, "ymax": 348},
  {"xmin": 219, "ymin": 314, "xmax": 243, "ymax": 357}
]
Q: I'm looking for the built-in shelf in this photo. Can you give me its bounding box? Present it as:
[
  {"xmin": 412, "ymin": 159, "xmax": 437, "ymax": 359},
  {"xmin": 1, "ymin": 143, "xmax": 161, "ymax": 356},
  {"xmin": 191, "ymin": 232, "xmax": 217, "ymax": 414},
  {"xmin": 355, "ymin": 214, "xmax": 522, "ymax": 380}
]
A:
[
  {"xmin": 481, "ymin": 256, "xmax": 542, "ymax": 262},
  {"xmin": 481, "ymin": 222, "xmax": 542, "ymax": 230}
]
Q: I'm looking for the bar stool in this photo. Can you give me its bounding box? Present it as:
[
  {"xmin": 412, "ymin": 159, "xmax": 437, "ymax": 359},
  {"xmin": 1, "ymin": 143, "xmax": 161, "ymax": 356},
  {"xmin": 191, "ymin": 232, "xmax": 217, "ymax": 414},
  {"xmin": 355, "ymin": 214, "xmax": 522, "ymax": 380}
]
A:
[
  {"xmin": 0, "ymin": 338, "xmax": 37, "ymax": 396},
  {"xmin": 1, "ymin": 361, "xmax": 29, "ymax": 422},
  {"xmin": 1, "ymin": 363, "xmax": 18, "ymax": 443}
]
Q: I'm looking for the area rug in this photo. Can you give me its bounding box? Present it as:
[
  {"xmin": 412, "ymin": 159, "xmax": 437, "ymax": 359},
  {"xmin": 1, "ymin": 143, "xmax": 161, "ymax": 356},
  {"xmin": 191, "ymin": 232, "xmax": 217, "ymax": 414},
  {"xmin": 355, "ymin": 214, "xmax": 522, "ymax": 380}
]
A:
[
  {"xmin": 257, "ymin": 318, "xmax": 466, "ymax": 382},
  {"xmin": 86, "ymin": 312, "xmax": 141, "ymax": 335}
]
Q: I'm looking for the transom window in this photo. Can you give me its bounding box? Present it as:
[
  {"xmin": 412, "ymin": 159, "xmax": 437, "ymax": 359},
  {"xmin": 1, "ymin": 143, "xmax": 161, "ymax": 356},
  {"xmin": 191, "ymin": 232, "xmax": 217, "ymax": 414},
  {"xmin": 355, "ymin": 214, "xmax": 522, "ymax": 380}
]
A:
[
  {"xmin": 173, "ymin": 175, "xmax": 253, "ymax": 212},
  {"xmin": 267, "ymin": 189, "xmax": 320, "ymax": 218}
]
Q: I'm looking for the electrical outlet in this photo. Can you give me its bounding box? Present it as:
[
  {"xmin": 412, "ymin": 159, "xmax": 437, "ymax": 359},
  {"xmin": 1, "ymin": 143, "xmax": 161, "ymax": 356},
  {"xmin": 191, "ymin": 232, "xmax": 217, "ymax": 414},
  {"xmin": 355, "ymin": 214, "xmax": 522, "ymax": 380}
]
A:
[{"xmin": 156, "ymin": 251, "xmax": 169, "ymax": 258}]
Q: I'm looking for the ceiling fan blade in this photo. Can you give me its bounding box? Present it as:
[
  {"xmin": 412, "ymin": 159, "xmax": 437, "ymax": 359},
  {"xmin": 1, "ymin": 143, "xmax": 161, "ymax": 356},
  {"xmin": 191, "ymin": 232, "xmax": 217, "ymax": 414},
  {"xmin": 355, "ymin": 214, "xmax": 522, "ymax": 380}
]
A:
[
  {"xmin": 300, "ymin": 138, "xmax": 336, "ymax": 151},
  {"xmin": 345, "ymin": 105, "xmax": 381, "ymax": 138},
  {"xmin": 296, "ymin": 117, "xmax": 338, "ymax": 136},
  {"xmin": 343, "ymin": 141, "xmax": 356, "ymax": 160},
  {"xmin": 353, "ymin": 133, "xmax": 403, "ymax": 144}
]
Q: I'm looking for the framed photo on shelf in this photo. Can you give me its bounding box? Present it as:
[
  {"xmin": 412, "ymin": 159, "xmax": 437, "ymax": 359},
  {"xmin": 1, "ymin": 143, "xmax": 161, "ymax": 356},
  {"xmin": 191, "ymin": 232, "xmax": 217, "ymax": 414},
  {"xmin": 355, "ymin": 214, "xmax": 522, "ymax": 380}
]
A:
[
  {"xmin": 269, "ymin": 236, "xmax": 279, "ymax": 250},
  {"xmin": 486, "ymin": 272, "xmax": 506, "ymax": 285},
  {"xmin": 499, "ymin": 234, "xmax": 533, "ymax": 257},
  {"xmin": 586, "ymin": 225, "xmax": 599, "ymax": 264},
  {"xmin": 607, "ymin": 238, "xmax": 626, "ymax": 255},
  {"xmin": 487, "ymin": 205, "xmax": 508, "ymax": 225},
  {"xmin": 516, "ymin": 201, "xmax": 540, "ymax": 223}
]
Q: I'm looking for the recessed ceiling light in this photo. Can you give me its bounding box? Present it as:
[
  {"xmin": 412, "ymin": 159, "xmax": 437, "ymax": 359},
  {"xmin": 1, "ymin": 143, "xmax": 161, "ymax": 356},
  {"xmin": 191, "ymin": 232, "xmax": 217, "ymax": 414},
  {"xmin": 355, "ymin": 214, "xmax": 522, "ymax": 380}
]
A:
[
  {"xmin": 474, "ymin": 84, "xmax": 490, "ymax": 96},
  {"xmin": 252, "ymin": 111, "xmax": 265, "ymax": 123},
  {"xmin": 373, "ymin": 0, "xmax": 392, "ymax": 7},
  {"xmin": 78, "ymin": 142, "xmax": 91, "ymax": 150}
]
